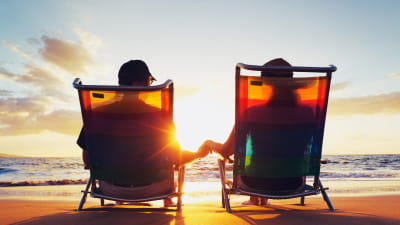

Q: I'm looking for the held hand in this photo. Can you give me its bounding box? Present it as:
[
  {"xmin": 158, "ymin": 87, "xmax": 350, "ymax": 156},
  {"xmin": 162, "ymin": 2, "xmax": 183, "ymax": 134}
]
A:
[
  {"xmin": 203, "ymin": 140, "xmax": 223, "ymax": 153},
  {"xmin": 203, "ymin": 140, "xmax": 233, "ymax": 161},
  {"xmin": 196, "ymin": 142, "xmax": 211, "ymax": 158}
]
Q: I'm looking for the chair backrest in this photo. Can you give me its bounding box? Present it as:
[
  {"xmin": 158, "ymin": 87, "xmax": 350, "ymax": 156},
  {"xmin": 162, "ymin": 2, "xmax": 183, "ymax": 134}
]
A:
[
  {"xmin": 233, "ymin": 64, "xmax": 335, "ymax": 185},
  {"xmin": 74, "ymin": 79, "xmax": 176, "ymax": 185}
]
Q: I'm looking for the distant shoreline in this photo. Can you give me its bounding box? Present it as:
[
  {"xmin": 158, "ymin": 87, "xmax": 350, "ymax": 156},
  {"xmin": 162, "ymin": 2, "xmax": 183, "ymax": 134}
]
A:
[
  {"xmin": 0, "ymin": 153, "xmax": 399, "ymax": 158},
  {"xmin": 0, "ymin": 153, "xmax": 80, "ymax": 158},
  {"xmin": 0, "ymin": 153, "xmax": 26, "ymax": 158}
]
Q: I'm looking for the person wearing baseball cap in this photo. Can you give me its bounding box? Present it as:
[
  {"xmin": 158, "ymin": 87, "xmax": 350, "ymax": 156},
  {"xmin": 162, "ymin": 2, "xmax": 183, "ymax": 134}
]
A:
[
  {"xmin": 118, "ymin": 60, "xmax": 157, "ymax": 86},
  {"xmin": 77, "ymin": 60, "xmax": 210, "ymax": 207}
]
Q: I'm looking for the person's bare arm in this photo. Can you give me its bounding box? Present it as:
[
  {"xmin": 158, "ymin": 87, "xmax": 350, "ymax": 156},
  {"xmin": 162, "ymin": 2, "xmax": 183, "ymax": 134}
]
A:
[
  {"xmin": 178, "ymin": 146, "xmax": 210, "ymax": 165},
  {"xmin": 200, "ymin": 126, "xmax": 235, "ymax": 161}
]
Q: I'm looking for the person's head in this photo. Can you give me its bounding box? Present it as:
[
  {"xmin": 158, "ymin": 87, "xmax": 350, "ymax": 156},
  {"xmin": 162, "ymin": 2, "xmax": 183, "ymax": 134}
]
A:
[
  {"xmin": 118, "ymin": 60, "xmax": 156, "ymax": 86},
  {"xmin": 262, "ymin": 58, "xmax": 298, "ymax": 106},
  {"xmin": 261, "ymin": 58, "xmax": 293, "ymax": 77}
]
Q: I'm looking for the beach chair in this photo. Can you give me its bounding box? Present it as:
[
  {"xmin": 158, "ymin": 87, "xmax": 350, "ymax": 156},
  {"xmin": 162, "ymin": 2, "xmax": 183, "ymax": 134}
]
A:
[
  {"xmin": 218, "ymin": 63, "xmax": 336, "ymax": 212},
  {"xmin": 73, "ymin": 79, "xmax": 185, "ymax": 211}
]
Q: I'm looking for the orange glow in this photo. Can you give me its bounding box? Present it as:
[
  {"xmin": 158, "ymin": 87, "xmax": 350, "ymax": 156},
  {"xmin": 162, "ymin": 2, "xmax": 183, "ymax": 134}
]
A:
[
  {"xmin": 248, "ymin": 214, "xmax": 280, "ymax": 219},
  {"xmin": 173, "ymin": 91, "xmax": 233, "ymax": 152}
]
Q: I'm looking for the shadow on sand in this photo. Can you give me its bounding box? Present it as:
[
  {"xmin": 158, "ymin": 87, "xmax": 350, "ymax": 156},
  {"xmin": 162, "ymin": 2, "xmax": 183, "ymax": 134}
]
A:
[{"xmin": 10, "ymin": 203, "xmax": 399, "ymax": 225}]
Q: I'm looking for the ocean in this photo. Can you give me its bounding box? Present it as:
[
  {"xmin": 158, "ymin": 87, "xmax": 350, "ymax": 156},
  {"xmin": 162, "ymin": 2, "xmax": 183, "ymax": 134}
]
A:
[{"xmin": 0, "ymin": 154, "xmax": 399, "ymax": 201}]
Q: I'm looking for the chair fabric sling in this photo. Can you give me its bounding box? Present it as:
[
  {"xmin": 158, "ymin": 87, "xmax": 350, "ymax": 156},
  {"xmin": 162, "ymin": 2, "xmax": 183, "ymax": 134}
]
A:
[
  {"xmin": 218, "ymin": 63, "xmax": 336, "ymax": 212},
  {"xmin": 73, "ymin": 79, "xmax": 185, "ymax": 211}
]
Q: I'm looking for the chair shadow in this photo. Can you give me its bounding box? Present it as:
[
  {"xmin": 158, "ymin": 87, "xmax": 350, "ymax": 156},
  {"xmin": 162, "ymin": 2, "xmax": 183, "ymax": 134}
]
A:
[
  {"xmin": 9, "ymin": 202, "xmax": 399, "ymax": 225},
  {"xmin": 11, "ymin": 205, "xmax": 186, "ymax": 225},
  {"xmin": 227, "ymin": 204, "xmax": 400, "ymax": 225},
  {"xmin": 83, "ymin": 205, "xmax": 176, "ymax": 212}
]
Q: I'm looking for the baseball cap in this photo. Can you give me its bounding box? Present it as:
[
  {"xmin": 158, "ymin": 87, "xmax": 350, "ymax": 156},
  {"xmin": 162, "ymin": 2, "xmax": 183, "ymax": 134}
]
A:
[{"xmin": 118, "ymin": 60, "xmax": 156, "ymax": 85}]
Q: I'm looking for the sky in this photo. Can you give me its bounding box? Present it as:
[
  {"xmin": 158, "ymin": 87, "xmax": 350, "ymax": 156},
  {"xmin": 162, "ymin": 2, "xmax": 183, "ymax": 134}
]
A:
[{"xmin": 0, "ymin": 0, "xmax": 399, "ymax": 157}]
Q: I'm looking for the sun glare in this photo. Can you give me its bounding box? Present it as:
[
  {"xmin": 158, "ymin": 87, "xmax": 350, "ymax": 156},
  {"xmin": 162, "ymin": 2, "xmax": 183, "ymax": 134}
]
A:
[{"xmin": 173, "ymin": 90, "xmax": 234, "ymax": 152}]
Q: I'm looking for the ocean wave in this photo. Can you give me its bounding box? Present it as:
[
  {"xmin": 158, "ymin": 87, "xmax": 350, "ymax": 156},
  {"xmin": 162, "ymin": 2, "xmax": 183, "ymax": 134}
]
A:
[
  {"xmin": 1, "ymin": 155, "xmax": 399, "ymax": 186},
  {"xmin": 0, "ymin": 168, "xmax": 18, "ymax": 174},
  {"xmin": 0, "ymin": 179, "xmax": 87, "ymax": 187},
  {"xmin": 320, "ymin": 172, "xmax": 399, "ymax": 178}
]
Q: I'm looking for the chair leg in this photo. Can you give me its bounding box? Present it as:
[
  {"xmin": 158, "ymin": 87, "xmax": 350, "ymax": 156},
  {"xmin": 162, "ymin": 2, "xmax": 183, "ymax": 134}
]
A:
[
  {"xmin": 222, "ymin": 188, "xmax": 231, "ymax": 213},
  {"xmin": 77, "ymin": 176, "xmax": 92, "ymax": 211},
  {"xmin": 300, "ymin": 196, "xmax": 305, "ymax": 206},
  {"xmin": 100, "ymin": 198, "xmax": 105, "ymax": 206},
  {"xmin": 318, "ymin": 179, "xmax": 335, "ymax": 211},
  {"xmin": 177, "ymin": 166, "xmax": 185, "ymax": 211},
  {"xmin": 177, "ymin": 196, "xmax": 182, "ymax": 211},
  {"xmin": 221, "ymin": 189, "xmax": 226, "ymax": 208},
  {"xmin": 321, "ymin": 188, "xmax": 335, "ymax": 211},
  {"xmin": 218, "ymin": 159, "xmax": 232, "ymax": 213}
]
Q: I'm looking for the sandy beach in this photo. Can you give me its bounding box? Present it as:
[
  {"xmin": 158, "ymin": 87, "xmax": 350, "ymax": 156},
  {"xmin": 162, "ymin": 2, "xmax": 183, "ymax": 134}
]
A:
[
  {"xmin": 1, "ymin": 155, "xmax": 400, "ymax": 224},
  {"xmin": 1, "ymin": 194, "xmax": 399, "ymax": 225}
]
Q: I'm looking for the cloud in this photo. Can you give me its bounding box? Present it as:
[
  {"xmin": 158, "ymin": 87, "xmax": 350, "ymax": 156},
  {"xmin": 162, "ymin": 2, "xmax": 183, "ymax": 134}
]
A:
[
  {"xmin": 0, "ymin": 90, "xmax": 13, "ymax": 96},
  {"xmin": 73, "ymin": 28, "xmax": 102, "ymax": 53},
  {"xmin": 328, "ymin": 91, "xmax": 400, "ymax": 115},
  {"xmin": 36, "ymin": 109, "xmax": 81, "ymax": 135},
  {"xmin": 0, "ymin": 65, "xmax": 68, "ymax": 101},
  {"xmin": 1, "ymin": 97, "xmax": 47, "ymax": 115},
  {"xmin": 19, "ymin": 66, "xmax": 62, "ymax": 86},
  {"xmin": 330, "ymin": 81, "xmax": 350, "ymax": 92},
  {"xmin": 27, "ymin": 37, "xmax": 41, "ymax": 46},
  {"xmin": 0, "ymin": 30, "xmax": 101, "ymax": 137},
  {"xmin": 0, "ymin": 66, "xmax": 78, "ymax": 136},
  {"xmin": 0, "ymin": 96, "xmax": 48, "ymax": 135},
  {"xmin": 22, "ymin": 66, "xmax": 72, "ymax": 100},
  {"xmin": 1, "ymin": 40, "xmax": 32, "ymax": 59},
  {"xmin": 38, "ymin": 35, "xmax": 94, "ymax": 74},
  {"xmin": 0, "ymin": 66, "xmax": 17, "ymax": 78},
  {"xmin": 386, "ymin": 73, "xmax": 400, "ymax": 78},
  {"xmin": 0, "ymin": 96, "xmax": 81, "ymax": 136}
]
